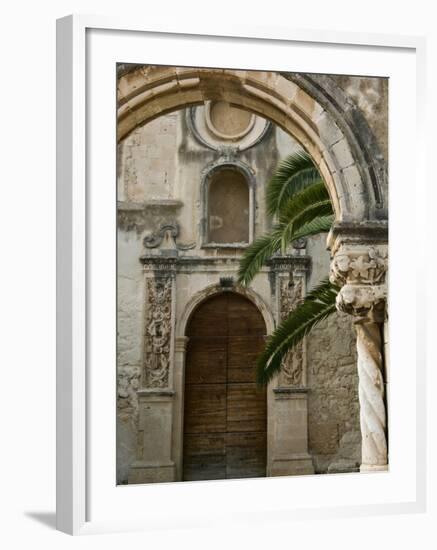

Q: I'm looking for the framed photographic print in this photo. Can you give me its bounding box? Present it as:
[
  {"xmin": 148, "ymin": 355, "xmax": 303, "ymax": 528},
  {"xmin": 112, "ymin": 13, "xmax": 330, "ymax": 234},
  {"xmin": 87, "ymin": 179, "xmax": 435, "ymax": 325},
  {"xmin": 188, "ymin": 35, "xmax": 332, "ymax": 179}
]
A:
[{"xmin": 56, "ymin": 15, "xmax": 426, "ymax": 535}]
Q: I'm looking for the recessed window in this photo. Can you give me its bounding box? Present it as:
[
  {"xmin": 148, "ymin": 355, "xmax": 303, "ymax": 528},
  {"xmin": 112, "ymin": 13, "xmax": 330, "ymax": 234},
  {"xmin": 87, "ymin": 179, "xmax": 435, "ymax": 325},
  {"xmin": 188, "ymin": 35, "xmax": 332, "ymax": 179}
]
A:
[{"xmin": 207, "ymin": 168, "xmax": 250, "ymax": 244}]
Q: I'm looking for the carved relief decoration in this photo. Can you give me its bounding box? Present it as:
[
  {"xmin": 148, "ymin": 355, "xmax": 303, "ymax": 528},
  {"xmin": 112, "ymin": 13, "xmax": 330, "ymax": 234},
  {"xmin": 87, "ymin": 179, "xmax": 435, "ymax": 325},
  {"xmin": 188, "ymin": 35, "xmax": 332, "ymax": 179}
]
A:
[
  {"xmin": 143, "ymin": 276, "xmax": 173, "ymax": 388},
  {"xmin": 143, "ymin": 222, "xmax": 195, "ymax": 251},
  {"xmin": 330, "ymin": 245, "xmax": 388, "ymax": 287},
  {"xmin": 278, "ymin": 276, "xmax": 304, "ymax": 386},
  {"xmin": 336, "ymin": 284, "xmax": 387, "ymax": 321},
  {"xmin": 330, "ymin": 244, "xmax": 388, "ymax": 321}
]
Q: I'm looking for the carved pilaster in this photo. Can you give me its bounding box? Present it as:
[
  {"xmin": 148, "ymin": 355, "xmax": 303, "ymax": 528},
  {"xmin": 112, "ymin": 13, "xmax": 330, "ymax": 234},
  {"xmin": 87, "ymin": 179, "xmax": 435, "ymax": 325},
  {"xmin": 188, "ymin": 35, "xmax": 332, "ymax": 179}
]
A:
[
  {"xmin": 278, "ymin": 275, "xmax": 304, "ymax": 387},
  {"xmin": 267, "ymin": 255, "xmax": 310, "ymax": 388},
  {"xmin": 329, "ymin": 240, "xmax": 388, "ymax": 472},
  {"xmin": 267, "ymin": 256, "xmax": 314, "ymax": 476},
  {"xmin": 129, "ymin": 256, "xmax": 178, "ymax": 484},
  {"xmin": 141, "ymin": 257, "xmax": 177, "ymax": 389}
]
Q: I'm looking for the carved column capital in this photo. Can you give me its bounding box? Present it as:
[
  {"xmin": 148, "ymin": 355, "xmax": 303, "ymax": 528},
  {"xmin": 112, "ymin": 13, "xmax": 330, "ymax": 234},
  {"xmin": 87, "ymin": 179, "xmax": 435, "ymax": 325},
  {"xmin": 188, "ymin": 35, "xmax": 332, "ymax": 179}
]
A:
[
  {"xmin": 329, "ymin": 244, "xmax": 388, "ymax": 287},
  {"xmin": 330, "ymin": 243, "xmax": 388, "ymax": 322},
  {"xmin": 336, "ymin": 284, "xmax": 387, "ymax": 321}
]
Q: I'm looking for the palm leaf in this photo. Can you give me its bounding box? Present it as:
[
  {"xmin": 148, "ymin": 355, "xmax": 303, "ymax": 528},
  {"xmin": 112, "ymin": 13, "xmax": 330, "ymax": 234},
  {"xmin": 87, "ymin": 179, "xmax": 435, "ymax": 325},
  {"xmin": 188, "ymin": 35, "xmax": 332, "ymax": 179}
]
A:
[
  {"xmin": 237, "ymin": 227, "xmax": 284, "ymax": 287},
  {"xmin": 288, "ymin": 215, "xmax": 334, "ymax": 242},
  {"xmin": 278, "ymin": 182, "xmax": 334, "ymax": 239},
  {"xmin": 256, "ymin": 278, "xmax": 339, "ymax": 384},
  {"xmin": 238, "ymin": 214, "xmax": 334, "ymax": 287},
  {"xmin": 266, "ymin": 151, "xmax": 321, "ymax": 217}
]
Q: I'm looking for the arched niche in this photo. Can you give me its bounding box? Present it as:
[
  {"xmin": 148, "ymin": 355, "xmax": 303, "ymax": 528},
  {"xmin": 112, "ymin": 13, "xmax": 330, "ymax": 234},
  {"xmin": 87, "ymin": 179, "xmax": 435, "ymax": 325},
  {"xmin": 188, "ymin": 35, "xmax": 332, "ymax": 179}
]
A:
[{"xmin": 200, "ymin": 160, "xmax": 255, "ymax": 248}]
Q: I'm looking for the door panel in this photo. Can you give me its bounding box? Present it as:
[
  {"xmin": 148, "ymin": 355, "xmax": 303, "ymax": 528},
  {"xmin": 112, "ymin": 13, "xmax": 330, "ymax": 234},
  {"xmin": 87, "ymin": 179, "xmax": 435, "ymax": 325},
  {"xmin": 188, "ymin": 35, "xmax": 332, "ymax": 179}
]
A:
[
  {"xmin": 183, "ymin": 433, "xmax": 226, "ymax": 481},
  {"xmin": 183, "ymin": 293, "xmax": 267, "ymax": 481},
  {"xmin": 183, "ymin": 383, "xmax": 227, "ymax": 434},
  {"xmin": 226, "ymin": 432, "xmax": 267, "ymax": 479},
  {"xmin": 227, "ymin": 335, "xmax": 265, "ymax": 382},
  {"xmin": 226, "ymin": 384, "xmax": 267, "ymax": 433},
  {"xmin": 184, "ymin": 337, "xmax": 227, "ymax": 385}
]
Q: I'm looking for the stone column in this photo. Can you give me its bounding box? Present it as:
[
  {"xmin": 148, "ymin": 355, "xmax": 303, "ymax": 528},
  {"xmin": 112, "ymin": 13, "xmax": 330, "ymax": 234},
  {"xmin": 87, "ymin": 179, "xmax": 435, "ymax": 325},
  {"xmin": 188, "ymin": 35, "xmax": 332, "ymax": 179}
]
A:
[
  {"xmin": 329, "ymin": 236, "xmax": 388, "ymax": 472},
  {"xmin": 128, "ymin": 257, "xmax": 178, "ymax": 483},
  {"xmin": 172, "ymin": 336, "xmax": 189, "ymax": 481},
  {"xmin": 267, "ymin": 256, "xmax": 314, "ymax": 476}
]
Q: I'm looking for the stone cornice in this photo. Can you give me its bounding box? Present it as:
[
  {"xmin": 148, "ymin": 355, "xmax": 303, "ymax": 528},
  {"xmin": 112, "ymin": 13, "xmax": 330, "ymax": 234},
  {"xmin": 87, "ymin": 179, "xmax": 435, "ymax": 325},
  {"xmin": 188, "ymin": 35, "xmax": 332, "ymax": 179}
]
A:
[
  {"xmin": 140, "ymin": 254, "xmax": 311, "ymax": 273},
  {"xmin": 140, "ymin": 256, "xmax": 179, "ymax": 273},
  {"xmin": 327, "ymin": 221, "xmax": 388, "ymax": 255},
  {"xmin": 137, "ymin": 389, "xmax": 175, "ymax": 398},
  {"xmin": 266, "ymin": 255, "xmax": 311, "ymax": 272},
  {"xmin": 273, "ymin": 387, "xmax": 309, "ymax": 394}
]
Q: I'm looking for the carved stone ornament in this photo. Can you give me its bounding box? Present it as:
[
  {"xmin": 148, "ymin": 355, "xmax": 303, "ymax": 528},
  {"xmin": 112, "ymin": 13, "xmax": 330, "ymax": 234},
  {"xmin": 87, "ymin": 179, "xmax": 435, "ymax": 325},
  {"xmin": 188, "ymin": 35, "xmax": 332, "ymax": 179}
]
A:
[
  {"xmin": 329, "ymin": 243, "xmax": 389, "ymax": 470},
  {"xmin": 278, "ymin": 276, "xmax": 304, "ymax": 386},
  {"xmin": 330, "ymin": 245, "xmax": 388, "ymax": 287},
  {"xmin": 355, "ymin": 318, "xmax": 387, "ymax": 469},
  {"xmin": 336, "ymin": 284, "xmax": 387, "ymax": 321},
  {"xmin": 143, "ymin": 276, "xmax": 173, "ymax": 388},
  {"xmin": 143, "ymin": 222, "xmax": 195, "ymax": 251}
]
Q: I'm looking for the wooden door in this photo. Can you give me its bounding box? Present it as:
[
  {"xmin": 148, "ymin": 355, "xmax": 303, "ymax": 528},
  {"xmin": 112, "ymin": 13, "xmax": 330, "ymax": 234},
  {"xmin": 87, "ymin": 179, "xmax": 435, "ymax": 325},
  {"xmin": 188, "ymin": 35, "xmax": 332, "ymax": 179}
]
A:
[{"xmin": 183, "ymin": 293, "xmax": 267, "ymax": 481}]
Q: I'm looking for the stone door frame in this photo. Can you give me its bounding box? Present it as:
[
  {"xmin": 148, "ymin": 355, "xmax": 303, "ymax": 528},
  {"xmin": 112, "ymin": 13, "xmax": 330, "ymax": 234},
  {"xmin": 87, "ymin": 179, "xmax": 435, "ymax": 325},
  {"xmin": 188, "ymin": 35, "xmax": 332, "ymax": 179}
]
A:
[{"xmin": 174, "ymin": 284, "xmax": 275, "ymax": 480}]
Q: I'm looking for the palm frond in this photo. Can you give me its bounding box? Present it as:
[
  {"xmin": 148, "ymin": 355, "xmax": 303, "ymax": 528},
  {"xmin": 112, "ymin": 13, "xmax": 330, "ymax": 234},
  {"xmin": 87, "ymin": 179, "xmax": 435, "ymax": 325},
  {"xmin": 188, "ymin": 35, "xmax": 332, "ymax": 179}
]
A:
[
  {"xmin": 278, "ymin": 182, "xmax": 334, "ymax": 240},
  {"xmin": 287, "ymin": 215, "xmax": 334, "ymax": 242},
  {"xmin": 237, "ymin": 228, "xmax": 283, "ymax": 286},
  {"xmin": 266, "ymin": 151, "xmax": 321, "ymax": 217},
  {"xmin": 256, "ymin": 278, "xmax": 339, "ymax": 384},
  {"xmin": 238, "ymin": 214, "xmax": 334, "ymax": 287}
]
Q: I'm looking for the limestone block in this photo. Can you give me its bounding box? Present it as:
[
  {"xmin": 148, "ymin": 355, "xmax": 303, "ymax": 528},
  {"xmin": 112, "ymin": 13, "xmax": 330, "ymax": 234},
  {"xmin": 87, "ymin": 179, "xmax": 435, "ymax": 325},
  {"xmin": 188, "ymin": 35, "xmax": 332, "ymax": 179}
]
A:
[
  {"xmin": 270, "ymin": 456, "xmax": 315, "ymax": 477},
  {"xmin": 327, "ymin": 429, "xmax": 361, "ymax": 473},
  {"xmin": 294, "ymin": 88, "xmax": 316, "ymax": 118},
  {"xmin": 331, "ymin": 138, "xmax": 355, "ymax": 170},
  {"xmin": 127, "ymin": 391, "xmax": 176, "ymax": 484},
  {"xmin": 128, "ymin": 463, "xmax": 176, "ymax": 484},
  {"xmin": 317, "ymin": 111, "xmax": 344, "ymax": 148},
  {"xmin": 307, "ymin": 312, "xmax": 359, "ymax": 471},
  {"xmin": 341, "ymin": 162, "xmax": 362, "ymax": 190}
]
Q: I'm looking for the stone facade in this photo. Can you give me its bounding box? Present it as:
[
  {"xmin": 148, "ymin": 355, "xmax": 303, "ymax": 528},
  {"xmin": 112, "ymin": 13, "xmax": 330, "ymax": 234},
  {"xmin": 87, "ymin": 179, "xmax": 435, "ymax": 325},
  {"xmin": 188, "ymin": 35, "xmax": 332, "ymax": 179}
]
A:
[{"xmin": 116, "ymin": 67, "xmax": 389, "ymax": 483}]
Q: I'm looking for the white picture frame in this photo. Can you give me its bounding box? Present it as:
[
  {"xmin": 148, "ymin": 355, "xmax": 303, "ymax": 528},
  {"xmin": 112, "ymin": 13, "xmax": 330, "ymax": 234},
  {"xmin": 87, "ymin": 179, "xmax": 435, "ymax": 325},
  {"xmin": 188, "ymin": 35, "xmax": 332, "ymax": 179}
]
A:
[{"xmin": 56, "ymin": 14, "xmax": 427, "ymax": 535}]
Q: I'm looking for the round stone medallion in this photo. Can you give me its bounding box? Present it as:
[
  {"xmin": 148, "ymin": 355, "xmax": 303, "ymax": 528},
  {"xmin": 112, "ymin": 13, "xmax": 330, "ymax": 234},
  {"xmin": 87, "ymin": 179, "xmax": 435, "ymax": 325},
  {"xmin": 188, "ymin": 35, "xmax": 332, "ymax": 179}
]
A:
[{"xmin": 188, "ymin": 101, "xmax": 270, "ymax": 151}]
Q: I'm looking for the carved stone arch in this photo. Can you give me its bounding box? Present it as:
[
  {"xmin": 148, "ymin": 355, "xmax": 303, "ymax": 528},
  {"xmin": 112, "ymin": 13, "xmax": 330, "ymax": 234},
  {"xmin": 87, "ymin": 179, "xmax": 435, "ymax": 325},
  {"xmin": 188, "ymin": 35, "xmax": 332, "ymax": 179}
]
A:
[
  {"xmin": 176, "ymin": 283, "xmax": 275, "ymax": 340},
  {"xmin": 117, "ymin": 65, "xmax": 388, "ymax": 223},
  {"xmin": 285, "ymin": 73, "xmax": 388, "ymax": 220}
]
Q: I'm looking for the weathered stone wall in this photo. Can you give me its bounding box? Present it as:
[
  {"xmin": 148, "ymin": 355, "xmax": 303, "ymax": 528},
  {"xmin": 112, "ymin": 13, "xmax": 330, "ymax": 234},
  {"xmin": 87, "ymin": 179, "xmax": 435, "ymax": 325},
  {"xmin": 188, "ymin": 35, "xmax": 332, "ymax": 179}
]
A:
[
  {"xmin": 117, "ymin": 229, "xmax": 144, "ymax": 483},
  {"xmin": 330, "ymin": 76, "xmax": 388, "ymax": 162},
  {"xmin": 116, "ymin": 94, "xmax": 366, "ymax": 482},
  {"xmin": 118, "ymin": 114, "xmax": 178, "ymax": 203},
  {"xmin": 307, "ymin": 312, "xmax": 359, "ymax": 473},
  {"xmin": 306, "ymin": 233, "xmax": 360, "ymax": 473}
]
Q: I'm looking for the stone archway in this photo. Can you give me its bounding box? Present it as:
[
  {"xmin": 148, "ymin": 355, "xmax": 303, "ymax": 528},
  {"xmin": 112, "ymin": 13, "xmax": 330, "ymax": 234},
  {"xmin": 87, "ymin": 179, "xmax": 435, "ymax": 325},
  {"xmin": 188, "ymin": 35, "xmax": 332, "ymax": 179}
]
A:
[
  {"xmin": 121, "ymin": 65, "xmax": 389, "ymax": 474},
  {"xmin": 117, "ymin": 65, "xmax": 387, "ymax": 223}
]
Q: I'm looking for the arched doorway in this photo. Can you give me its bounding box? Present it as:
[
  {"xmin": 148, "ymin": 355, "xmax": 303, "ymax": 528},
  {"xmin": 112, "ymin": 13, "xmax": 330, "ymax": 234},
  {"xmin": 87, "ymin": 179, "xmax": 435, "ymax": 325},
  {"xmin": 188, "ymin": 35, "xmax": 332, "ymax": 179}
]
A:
[{"xmin": 183, "ymin": 292, "xmax": 267, "ymax": 481}]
